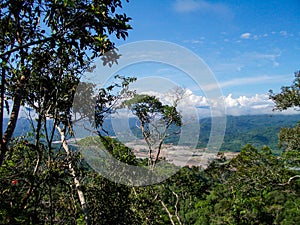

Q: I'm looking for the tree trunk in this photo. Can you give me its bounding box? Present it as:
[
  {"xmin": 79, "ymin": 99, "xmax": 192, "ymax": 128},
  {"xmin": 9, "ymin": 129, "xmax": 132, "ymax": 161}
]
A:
[
  {"xmin": 0, "ymin": 76, "xmax": 25, "ymax": 166},
  {"xmin": 0, "ymin": 62, "xmax": 5, "ymax": 165},
  {"xmin": 56, "ymin": 125, "xmax": 90, "ymax": 225},
  {"xmin": 159, "ymin": 199, "xmax": 176, "ymax": 225}
]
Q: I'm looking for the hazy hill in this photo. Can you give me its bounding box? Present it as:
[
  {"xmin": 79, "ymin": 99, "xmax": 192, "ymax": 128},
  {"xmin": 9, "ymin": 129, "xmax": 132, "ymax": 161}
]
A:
[
  {"xmin": 198, "ymin": 114, "xmax": 300, "ymax": 154},
  {"xmin": 4, "ymin": 114, "xmax": 300, "ymax": 154}
]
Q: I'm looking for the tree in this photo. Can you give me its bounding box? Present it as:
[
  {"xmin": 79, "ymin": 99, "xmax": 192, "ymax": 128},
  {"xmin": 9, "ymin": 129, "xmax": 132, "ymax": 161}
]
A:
[
  {"xmin": 0, "ymin": 75, "xmax": 137, "ymax": 224},
  {"xmin": 0, "ymin": 139, "xmax": 87, "ymax": 224},
  {"xmin": 0, "ymin": 0, "xmax": 132, "ymax": 166},
  {"xmin": 94, "ymin": 75, "xmax": 137, "ymax": 134},
  {"xmin": 118, "ymin": 94, "xmax": 184, "ymax": 224},
  {"xmin": 190, "ymin": 145, "xmax": 300, "ymax": 225},
  {"xmin": 92, "ymin": 85, "xmax": 189, "ymax": 224},
  {"xmin": 269, "ymin": 70, "xmax": 300, "ymax": 111},
  {"xmin": 278, "ymin": 125, "xmax": 300, "ymax": 151},
  {"xmin": 78, "ymin": 136, "xmax": 140, "ymax": 225},
  {"xmin": 1, "ymin": 1, "xmax": 132, "ymax": 223},
  {"xmin": 122, "ymin": 94, "xmax": 182, "ymax": 169},
  {"xmin": 269, "ymin": 70, "xmax": 300, "ymax": 152}
]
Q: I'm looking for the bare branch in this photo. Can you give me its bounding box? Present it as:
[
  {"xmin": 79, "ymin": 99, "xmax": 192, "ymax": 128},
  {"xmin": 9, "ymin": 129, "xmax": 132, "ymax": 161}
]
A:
[
  {"xmin": 172, "ymin": 191, "xmax": 182, "ymax": 225},
  {"xmin": 280, "ymin": 175, "xmax": 300, "ymax": 186}
]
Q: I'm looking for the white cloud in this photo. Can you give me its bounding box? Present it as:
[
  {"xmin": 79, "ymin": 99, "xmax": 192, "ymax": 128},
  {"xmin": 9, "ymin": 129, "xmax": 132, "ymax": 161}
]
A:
[
  {"xmin": 132, "ymin": 89, "xmax": 300, "ymax": 117},
  {"xmin": 173, "ymin": 0, "xmax": 232, "ymax": 18},
  {"xmin": 240, "ymin": 32, "xmax": 251, "ymax": 39},
  {"xmin": 183, "ymin": 39, "xmax": 204, "ymax": 44},
  {"xmin": 280, "ymin": 30, "xmax": 288, "ymax": 37},
  {"xmin": 209, "ymin": 94, "xmax": 298, "ymax": 116},
  {"xmin": 240, "ymin": 31, "xmax": 294, "ymax": 40},
  {"xmin": 222, "ymin": 94, "xmax": 273, "ymax": 115},
  {"xmin": 239, "ymin": 32, "xmax": 270, "ymax": 40}
]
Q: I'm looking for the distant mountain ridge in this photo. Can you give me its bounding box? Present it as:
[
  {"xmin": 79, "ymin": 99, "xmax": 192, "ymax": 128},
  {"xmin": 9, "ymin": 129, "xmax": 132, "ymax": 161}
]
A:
[
  {"xmin": 3, "ymin": 114, "xmax": 300, "ymax": 154},
  {"xmin": 199, "ymin": 114, "xmax": 300, "ymax": 154},
  {"xmin": 99, "ymin": 114, "xmax": 300, "ymax": 154}
]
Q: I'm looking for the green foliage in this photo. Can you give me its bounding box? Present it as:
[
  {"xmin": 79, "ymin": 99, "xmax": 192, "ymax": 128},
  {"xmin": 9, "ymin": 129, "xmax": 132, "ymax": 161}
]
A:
[
  {"xmin": 0, "ymin": 140, "xmax": 84, "ymax": 224},
  {"xmin": 191, "ymin": 144, "xmax": 300, "ymax": 225},
  {"xmin": 0, "ymin": 0, "xmax": 132, "ymax": 166},
  {"xmin": 84, "ymin": 172, "xmax": 139, "ymax": 225},
  {"xmin": 278, "ymin": 122, "xmax": 300, "ymax": 151},
  {"xmin": 269, "ymin": 70, "xmax": 300, "ymax": 152},
  {"xmin": 122, "ymin": 94, "xmax": 181, "ymax": 127},
  {"xmin": 78, "ymin": 136, "xmax": 137, "ymax": 165},
  {"xmin": 121, "ymin": 94, "xmax": 182, "ymax": 168},
  {"xmin": 78, "ymin": 136, "xmax": 140, "ymax": 224},
  {"xmin": 1, "ymin": 136, "xmax": 300, "ymax": 224},
  {"xmin": 130, "ymin": 166, "xmax": 209, "ymax": 225},
  {"xmin": 123, "ymin": 94, "xmax": 165, "ymax": 124},
  {"xmin": 0, "ymin": 136, "xmax": 140, "ymax": 225},
  {"xmin": 1, "ymin": 3, "xmax": 133, "ymax": 222},
  {"xmin": 1, "ymin": 0, "xmax": 131, "ymax": 60},
  {"xmin": 269, "ymin": 71, "xmax": 300, "ymax": 111}
]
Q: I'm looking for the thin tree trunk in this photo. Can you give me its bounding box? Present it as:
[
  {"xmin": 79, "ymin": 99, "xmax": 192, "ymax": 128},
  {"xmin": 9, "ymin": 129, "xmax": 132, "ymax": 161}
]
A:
[
  {"xmin": 0, "ymin": 62, "xmax": 5, "ymax": 165},
  {"xmin": 159, "ymin": 199, "xmax": 176, "ymax": 225},
  {"xmin": 172, "ymin": 191, "xmax": 182, "ymax": 225},
  {"xmin": 56, "ymin": 125, "xmax": 90, "ymax": 225},
  {"xmin": 153, "ymin": 121, "xmax": 172, "ymax": 169},
  {"xmin": 1, "ymin": 13, "xmax": 26, "ymax": 166},
  {"xmin": 20, "ymin": 115, "xmax": 43, "ymax": 209},
  {"xmin": 0, "ymin": 75, "xmax": 25, "ymax": 166}
]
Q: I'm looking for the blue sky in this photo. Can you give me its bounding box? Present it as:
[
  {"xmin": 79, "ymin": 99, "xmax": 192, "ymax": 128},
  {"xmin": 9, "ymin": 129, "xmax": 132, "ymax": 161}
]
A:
[
  {"xmin": 99, "ymin": 0, "xmax": 300, "ymax": 115},
  {"xmin": 11, "ymin": 0, "xmax": 300, "ymax": 137},
  {"xmin": 110, "ymin": 0, "xmax": 300, "ymax": 96}
]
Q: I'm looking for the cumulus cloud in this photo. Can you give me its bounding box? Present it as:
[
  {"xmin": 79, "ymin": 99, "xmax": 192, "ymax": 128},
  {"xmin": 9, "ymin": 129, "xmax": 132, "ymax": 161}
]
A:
[
  {"xmin": 201, "ymin": 93, "xmax": 299, "ymax": 116},
  {"xmin": 190, "ymin": 93, "xmax": 275, "ymax": 116},
  {"xmin": 134, "ymin": 88, "xmax": 300, "ymax": 117},
  {"xmin": 221, "ymin": 94, "xmax": 274, "ymax": 115},
  {"xmin": 239, "ymin": 31, "xmax": 294, "ymax": 41},
  {"xmin": 240, "ymin": 32, "xmax": 251, "ymax": 39}
]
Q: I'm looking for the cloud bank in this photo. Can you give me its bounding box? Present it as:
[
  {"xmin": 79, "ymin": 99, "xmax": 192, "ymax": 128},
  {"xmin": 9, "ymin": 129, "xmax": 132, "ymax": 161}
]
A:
[
  {"xmin": 137, "ymin": 89, "xmax": 299, "ymax": 117},
  {"xmin": 6, "ymin": 89, "xmax": 298, "ymax": 122}
]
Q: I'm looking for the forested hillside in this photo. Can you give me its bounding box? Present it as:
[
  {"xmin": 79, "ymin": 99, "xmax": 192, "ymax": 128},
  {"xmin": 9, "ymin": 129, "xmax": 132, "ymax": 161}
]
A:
[
  {"xmin": 198, "ymin": 114, "xmax": 300, "ymax": 154},
  {"xmin": 125, "ymin": 114, "xmax": 300, "ymax": 154}
]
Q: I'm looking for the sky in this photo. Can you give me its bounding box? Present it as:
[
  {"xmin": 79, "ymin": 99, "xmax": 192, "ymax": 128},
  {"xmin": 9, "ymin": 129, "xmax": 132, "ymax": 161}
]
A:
[{"xmin": 96, "ymin": 0, "xmax": 300, "ymax": 116}]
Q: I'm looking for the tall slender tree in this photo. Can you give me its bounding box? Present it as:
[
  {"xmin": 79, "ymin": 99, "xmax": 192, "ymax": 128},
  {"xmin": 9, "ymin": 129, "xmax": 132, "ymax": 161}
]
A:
[{"xmin": 0, "ymin": 0, "xmax": 132, "ymax": 166}]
